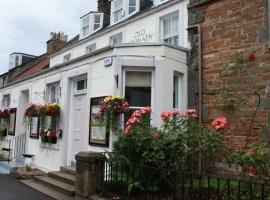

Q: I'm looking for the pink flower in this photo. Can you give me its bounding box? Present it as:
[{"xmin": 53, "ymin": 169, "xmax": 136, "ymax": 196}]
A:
[
  {"xmin": 211, "ymin": 116, "xmax": 228, "ymax": 130},
  {"xmin": 186, "ymin": 109, "xmax": 198, "ymax": 118},
  {"xmin": 160, "ymin": 112, "xmax": 171, "ymax": 120},
  {"xmin": 248, "ymin": 166, "xmax": 255, "ymax": 177}
]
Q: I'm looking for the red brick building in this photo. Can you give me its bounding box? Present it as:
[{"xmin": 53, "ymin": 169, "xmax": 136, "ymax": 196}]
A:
[{"xmin": 188, "ymin": 0, "xmax": 270, "ymax": 148}]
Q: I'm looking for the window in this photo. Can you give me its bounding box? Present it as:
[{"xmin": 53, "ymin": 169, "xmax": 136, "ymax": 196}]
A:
[
  {"xmin": 173, "ymin": 72, "xmax": 182, "ymax": 109},
  {"xmin": 86, "ymin": 44, "xmax": 96, "ymax": 54},
  {"xmin": 124, "ymin": 71, "xmax": 152, "ymax": 122},
  {"xmin": 81, "ymin": 16, "xmax": 90, "ymax": 37},
  {"xmin": 128, "ymin": 0, "xmax": 136, "ymax": 15},
  {"xmin": 110, "ymin": 32, "xmax": 123, "ymax": 46},
  {"xmin": 112, "ymin": 0, "xmax": 124, "ymax": 23},
  {"xmin": 76, "ymin": 79, "xmax": 87, "ymax": 91},
  {"xmin": 63, "ymin": 54, "xmax": 71, "ymax": 63},
  {"xmin": 15, "ymin": 55, "xmax": 20, "ymax": 67},
  {"xmin": 1, "ymin": 94, "xmax": 10, "ymax": 108},
  {"xmin": 161, "ymin": 13, "xmax": 179, "ymax": 46},
  {"xmin": 47, "ymin": 82, "xmax": 60, "ymax": 103},
  {"xmin": 93, "ymin": 15, "xmax": 101, "ymax": 31}
]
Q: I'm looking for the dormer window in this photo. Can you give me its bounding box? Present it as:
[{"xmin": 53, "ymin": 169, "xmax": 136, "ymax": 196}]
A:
[
  {"xmin": 112, "ymin": 0, "xmax": 124, "ymax": 23},
  {"xmin": 93, "ymin": 15, "xmax": 101, "ymax": 31},
  {"xmin": 82, "ymin": 16, "xmax": 90, "ymax": 37},
  {"xmin": 110, "ymin": 0, "xmax": 140, "ymax": 25},
  {"xmin": 128, "ymin": 0, "xmax": 137, "ymax": 14},
  {"xmin": 161, "ymin": 12, "xmax": 179, "ymax": 46},
  {"xmin": 80, "ymin": 12, "xmax": 104, "ymax": 39}
]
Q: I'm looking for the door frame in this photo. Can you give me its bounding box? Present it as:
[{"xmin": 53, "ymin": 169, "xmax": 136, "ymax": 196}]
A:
[{"xmin": 67, "ymin": 76, "xmax": 88, "ymax": 165}]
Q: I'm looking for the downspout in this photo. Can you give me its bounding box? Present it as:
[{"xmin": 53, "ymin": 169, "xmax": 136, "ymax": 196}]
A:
[{"xmin": 188, "ymin": 24, "xmax": 202, "ymax": 173}]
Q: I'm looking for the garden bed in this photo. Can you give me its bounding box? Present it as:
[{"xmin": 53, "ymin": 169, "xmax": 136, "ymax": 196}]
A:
[{"xmin": 10, "ymin": 167, "xmax": 46, "ymax": 180}]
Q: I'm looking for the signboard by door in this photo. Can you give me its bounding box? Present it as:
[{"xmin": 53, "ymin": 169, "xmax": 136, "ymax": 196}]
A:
[{"xmin": 89, "ymin": 97, "xmax": 110, "ymax": 147}]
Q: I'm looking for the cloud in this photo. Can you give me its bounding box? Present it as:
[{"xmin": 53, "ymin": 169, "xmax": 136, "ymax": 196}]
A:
[{"xmin": 0, "ymin": 0, "xmax": 97, "ymax": 74}]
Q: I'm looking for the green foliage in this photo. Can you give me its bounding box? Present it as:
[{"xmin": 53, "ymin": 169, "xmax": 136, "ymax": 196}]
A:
[
  {"xmin": 112, "ymin": 111, "xmax": 226, "ymax": 193},
  {"xmin": 25, "ymin": 164, "xmax": 32, "ymax": 171}
]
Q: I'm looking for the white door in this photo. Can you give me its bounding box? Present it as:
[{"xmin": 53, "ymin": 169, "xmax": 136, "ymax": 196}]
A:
[{"xmin": 71, "ymin": 94, "xmax": 87, "ymax": 161}]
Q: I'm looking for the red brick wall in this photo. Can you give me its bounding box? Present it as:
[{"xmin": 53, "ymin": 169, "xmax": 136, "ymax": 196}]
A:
[{"xmin": 188, "ymin": 0, "xmax": 270, "ymax": 148}]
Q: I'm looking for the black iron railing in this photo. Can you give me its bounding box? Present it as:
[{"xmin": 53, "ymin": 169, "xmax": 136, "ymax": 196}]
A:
[
  {"xmin": 0, "ymin": 133, "xmax": 27, "ymax": 162},
  {"xmin": 101, "ymin": 157, "xmax": 270, "ymax": 199}
]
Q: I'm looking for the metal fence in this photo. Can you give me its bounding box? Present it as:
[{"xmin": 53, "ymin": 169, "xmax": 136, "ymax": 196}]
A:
[{"xmin": 101, "ymin": 158, "xmax": 270, "ymax": 200}]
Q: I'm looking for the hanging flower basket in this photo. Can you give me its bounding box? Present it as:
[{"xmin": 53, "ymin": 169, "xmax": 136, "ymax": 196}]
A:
[
  {"xmin": 44, "ymin": 103, "xmax": 60, "ymax": 117},
  {"xmin": 99, "ymin": 95, "xmax": 129, "ymax": 131},
  {"xmin": 24, "ymin": 103, "xmax": 44, "ymax": 118},
  {"xmin": 0, "ymin": 109, "xmax": 10, "ymax": 119}
]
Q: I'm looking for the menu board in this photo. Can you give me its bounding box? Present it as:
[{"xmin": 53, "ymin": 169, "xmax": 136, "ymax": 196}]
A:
[{"xmin": 89, "ymin": 97, "xmax": 109, "ymax": 147}]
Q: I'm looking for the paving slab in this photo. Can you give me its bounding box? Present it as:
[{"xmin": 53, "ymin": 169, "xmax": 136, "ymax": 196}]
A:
[{"xmin": 0, "ymin": 174, "xmax": 53, "ymax": 200}]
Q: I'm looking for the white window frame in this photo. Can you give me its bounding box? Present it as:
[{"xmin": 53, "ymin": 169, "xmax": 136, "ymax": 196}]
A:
[
  {"xmin": 110, "ymin": 0, "xmax": 140, "ymax": 25},
  {"xmin": 46, "ymin": 82, "xmax": 61, "ymax": 104},
  {"xmin": 123, "ymin": 69, "xmax": 154, "ymax": 111},
  {"xmin": 63, "ymin": 54, "xmax": 71, "ymax": 63},
  {"xmin": 110, "ymin": 32, "xmax": 123, "ymax": 46},
  {"xmin": 1, "ymin": 94, "xmax": 10, "ymax": 108},
  {"xmin": 81, "ymin": 15, "xmax": 90, "ymax": 38},
  {"xmin": 72, "ymin": 75, "xmax": 88, "ymax": 93},
  {"xmin": 111, "ymin": 0, "xmax": 124, "ymax": 24},
  {"xmin": 161, "ymin": 12, "xmax": 179, "ymax": 46},
  {"xmin": 173, "ymin": 71, "xmax": 183, "ymax": 110},
  {"xmin": 93, "ymin": 14, "xmax": 102, "ymax": 31},
  {"xmin": 85, "ymin": 43, "xmax": 96, "ymax": 54}
]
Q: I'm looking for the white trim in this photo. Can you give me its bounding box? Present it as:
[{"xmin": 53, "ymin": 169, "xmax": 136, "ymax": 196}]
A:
[{"xmin": 122, "ymin": 69, "xmax": 154, "ymax": 124}]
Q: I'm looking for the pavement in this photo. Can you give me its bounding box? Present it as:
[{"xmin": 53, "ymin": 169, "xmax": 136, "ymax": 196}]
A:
[{"xmin": 0, "ymin": 174, "xmax": 53, "ymax": 200}]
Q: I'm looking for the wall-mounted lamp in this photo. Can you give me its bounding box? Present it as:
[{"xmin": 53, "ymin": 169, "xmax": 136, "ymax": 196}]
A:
[{"xmin": 114, "ymin": 74, "xmax": 119, "ymax": 89}]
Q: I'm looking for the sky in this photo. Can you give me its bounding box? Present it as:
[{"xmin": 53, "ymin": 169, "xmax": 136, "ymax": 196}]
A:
[{"xmin": 0, "ymin": 0, "xmax": 97, "ymax": 74}]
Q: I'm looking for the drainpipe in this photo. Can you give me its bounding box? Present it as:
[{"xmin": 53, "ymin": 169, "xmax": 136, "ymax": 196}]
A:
[{"xmin": 188, "ymin": 24, "xmax": 202, "ymax": 173}]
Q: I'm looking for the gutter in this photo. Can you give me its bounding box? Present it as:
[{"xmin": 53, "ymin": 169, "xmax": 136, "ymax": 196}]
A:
[{"xmin": 188, "ymin": 24, "xmax": 202, "ymax": 173}]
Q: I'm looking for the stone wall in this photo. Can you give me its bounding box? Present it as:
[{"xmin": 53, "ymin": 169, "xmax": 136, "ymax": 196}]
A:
[{"xmin": 188, "ymin": 0, "xmax": 270, "ymax": 148}]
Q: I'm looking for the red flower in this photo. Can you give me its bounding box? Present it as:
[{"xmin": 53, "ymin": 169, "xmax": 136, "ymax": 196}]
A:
[
  {"xmin": 50, "ymin": 131, "xmax": 57, "ymax": 138},
  {"xmin": 211, "ymin": 116, "xmax": 228, "ymax": 130}
]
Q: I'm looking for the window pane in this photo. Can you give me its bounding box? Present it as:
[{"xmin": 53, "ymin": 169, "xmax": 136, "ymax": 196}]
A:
[
  {"xmin": 86, "ymin": 44, "xmax": 96, "ymax": 53},
  {"xmin": 110, "ymin": 33, "xmax": 122, "ymax": 45},
  {"xmin": 82, "ymin": 16, "xmax": 89, "ymax": 27},
  {"xmin": 129, "ymin": 0, "xmax": 136, "ymax": 14},
  {"xmin": 173, "ymin": 75, "xmax": 179, "ymax": 108},
  {"xmin": 125, "ymin": 87, "xmax": 151, "ymax": 107},
  {"xmin": 94, "ymin": 23, "xmax": 100, "ymax": 30},
  {"xmin": 77, "ymin": 80, "xmax": 86, "ymax": 91},
  {"xmin": 125, "ymin": 72, "xmax": 152, "ymax": 107},
  {"xmin": 94, "ymin": 15, "xmax": 101, "ymax": 23}
]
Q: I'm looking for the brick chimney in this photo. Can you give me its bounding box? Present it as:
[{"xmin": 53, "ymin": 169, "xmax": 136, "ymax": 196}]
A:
[
  {"xmin": 98, "ymin": 0, "xmax": 111, "ymax": 15},
  {"xmin": 46, "ymin": 32, "xmax": 68, "ymax": 55}
]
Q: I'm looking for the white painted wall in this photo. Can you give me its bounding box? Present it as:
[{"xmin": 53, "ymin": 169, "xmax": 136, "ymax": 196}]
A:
[
  {"xmin": 50, "ymin": 0, "xmax": 189, "ymax": 67},
  {"xmin": 0, "ymin": 44, "xmax": 188, "ymax": 171}
]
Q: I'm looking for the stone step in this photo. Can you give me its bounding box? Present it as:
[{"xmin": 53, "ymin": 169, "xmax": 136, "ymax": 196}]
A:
[
  {"xmin": 48, "ymin": 171, "xmax": 75, "ymax": 186},
  {"xmin": 20, "ymin": 179, "xmax": 75, "ymax": 200},
  {"xmin": 60, "ymin": 166, "xmax": 76, "ymax": 176},
  {"xmin": 34, "ymin": 175, "xmax": 75, "ymax": 196}
]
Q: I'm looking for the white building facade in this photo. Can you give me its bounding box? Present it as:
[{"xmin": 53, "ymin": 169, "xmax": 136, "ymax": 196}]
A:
[{"xmin": 0, "ymin": 0, "xmax": 189, "ymax": 171}]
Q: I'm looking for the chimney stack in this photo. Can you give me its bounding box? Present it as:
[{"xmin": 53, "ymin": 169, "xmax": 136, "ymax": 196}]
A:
[
  {"xmin": 46, "ymin": 32, "xmax": 68, "ymax": 55},
  {"xmin": 98, "ymin": 0, "xmax": 111, "ymax": 15}
]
